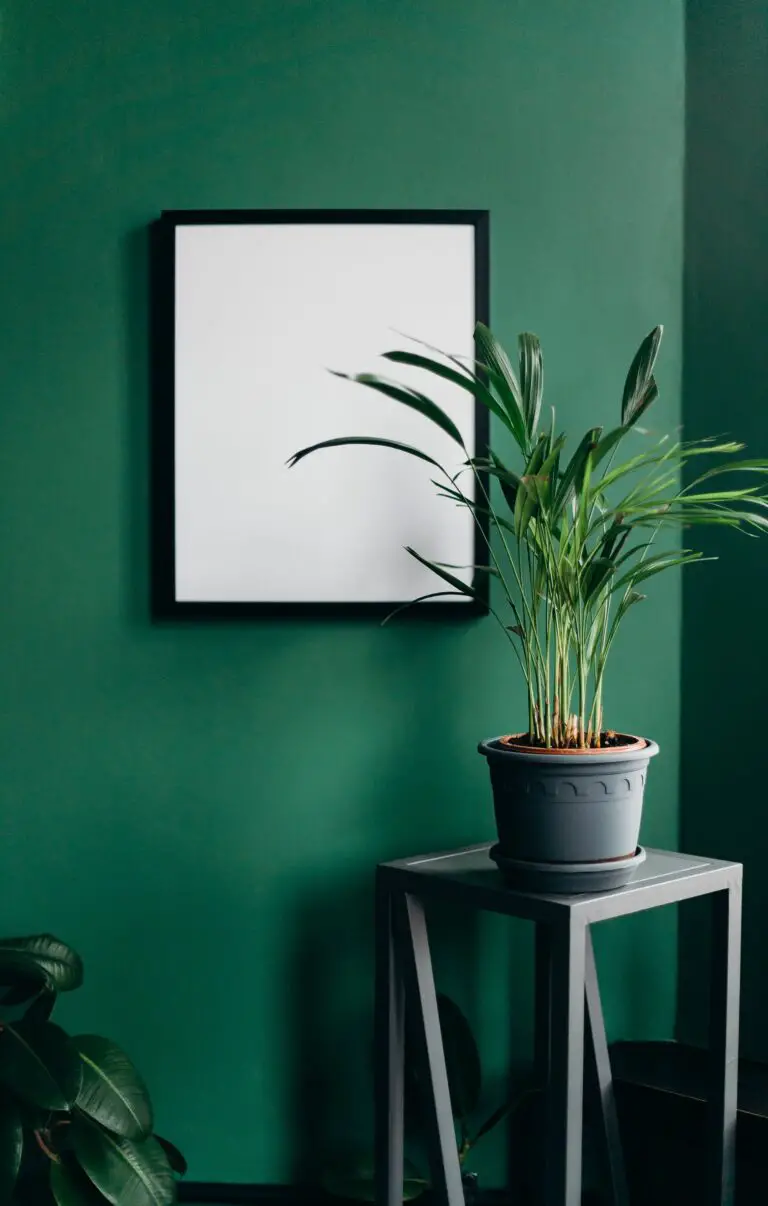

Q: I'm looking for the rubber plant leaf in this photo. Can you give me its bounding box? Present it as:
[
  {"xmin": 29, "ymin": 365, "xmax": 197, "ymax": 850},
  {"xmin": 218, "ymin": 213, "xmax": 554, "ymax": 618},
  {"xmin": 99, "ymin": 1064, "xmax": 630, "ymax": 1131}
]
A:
[
  {"xmin": 0, "ymin": 1098, "xmax": 23, "ymax": 1206},
  {"xmin": 0, "ymin": 935, "xmax": 83, "ymax": 993},
  {"xmin": 436, "ymin": 993, "xmax": 482, "ymax": 1121},
  {"xmin": 0, "ymin": 1020, "xmax": 82, "ymax": 1110},
  {"xmin": 72, "ymin": 1117, "xmax": 175, "ymax": 1206},
  {"xmin": 51, "ymin": 1160, "xmax": 113, "ymax": 1206},
  {"xmin": 75, "ymin": 1035, "xmax": 153, "ymax": 1140},
  {"xmin": 154, "ymin": 1137, "xmax": 187, "ymax": 1178}
]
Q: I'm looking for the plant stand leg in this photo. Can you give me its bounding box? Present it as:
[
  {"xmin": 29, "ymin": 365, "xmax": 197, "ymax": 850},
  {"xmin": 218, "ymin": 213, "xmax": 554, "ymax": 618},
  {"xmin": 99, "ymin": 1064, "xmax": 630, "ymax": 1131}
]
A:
[
  {"xmin": 375, "ymin": 877, "xmax": 405, "ymax": 1206},
  {"xmin": 584, "ymin": 928, "xmax": 628, "ymax": 1206},
  {"xmin": 546, "ymin": 917, "xmax": 586, "ymax": 1206},
  {"xmin": 398, "ymin": 893, "xmax": 465, "ymax": 1206},
  {"xmin": 535, "ymin": 922, "xmax": 553, "ymax": 1086},
  {"xmin": 707, "ymin": 880, "xmax": 742, "ymax": 1206}
]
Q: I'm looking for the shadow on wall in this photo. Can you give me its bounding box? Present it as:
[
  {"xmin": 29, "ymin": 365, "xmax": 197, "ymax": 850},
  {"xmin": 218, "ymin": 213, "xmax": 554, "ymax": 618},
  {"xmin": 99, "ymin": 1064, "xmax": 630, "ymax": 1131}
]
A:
[
  {"xmin": 285, "ymin": 870, "xmax": 483, "ymax": 1183},
  {"xmin": 678, "ymin": 0, "xmax": 768, "ymax": 1056}
]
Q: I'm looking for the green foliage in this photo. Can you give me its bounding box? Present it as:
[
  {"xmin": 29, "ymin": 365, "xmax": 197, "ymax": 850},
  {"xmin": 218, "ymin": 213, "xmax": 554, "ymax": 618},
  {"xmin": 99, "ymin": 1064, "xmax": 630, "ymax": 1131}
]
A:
[
  {"xmin": 291, "ymin": 323, "xmax": 768, "ymax": 747},
  {"xmin": 0, "ymin": 936, "xmax": 183, "ymax": 1206},
  {"xmin": 324, "ymin": 995, "xmax": 533, "ymax": 1203}
]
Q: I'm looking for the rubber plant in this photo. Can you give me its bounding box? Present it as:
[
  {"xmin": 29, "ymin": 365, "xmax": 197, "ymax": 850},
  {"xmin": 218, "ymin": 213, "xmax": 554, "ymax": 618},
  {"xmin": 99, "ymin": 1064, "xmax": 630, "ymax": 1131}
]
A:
[
  {"xmin": 324, "ymin": 994, "xmax": 533, "ymax": 1202},
  {"xmin": 290, "ymin": 323, "xmax": 768, "ymax": 750},
  {"xmin": 0, "ymin": 935, "xmax": 186, "ymax": 1206}
]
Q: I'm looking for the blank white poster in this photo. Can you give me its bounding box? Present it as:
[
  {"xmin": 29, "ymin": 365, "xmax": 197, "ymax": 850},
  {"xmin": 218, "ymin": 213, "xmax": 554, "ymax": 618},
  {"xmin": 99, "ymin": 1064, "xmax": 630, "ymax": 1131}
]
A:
[{"xmin": 173, "ymin": 221, "xmax": 479, "ymax": 605}]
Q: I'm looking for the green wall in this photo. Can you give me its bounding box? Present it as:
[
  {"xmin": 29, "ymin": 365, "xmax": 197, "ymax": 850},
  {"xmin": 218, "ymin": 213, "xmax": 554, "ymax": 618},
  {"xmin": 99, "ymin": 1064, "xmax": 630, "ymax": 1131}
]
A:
[
  {"xmin": 0, "ymin": 0, "xmax": 684, "ymax": 1184},
  {"xmin": 679, "ymin": 0, "xmax": 768, "ymax": 1057}
]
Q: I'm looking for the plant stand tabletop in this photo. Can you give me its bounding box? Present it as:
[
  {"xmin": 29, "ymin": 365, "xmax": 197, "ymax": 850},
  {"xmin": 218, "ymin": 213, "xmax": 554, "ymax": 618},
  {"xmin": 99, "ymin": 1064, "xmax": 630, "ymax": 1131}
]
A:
[{"xmin": 374, "ymin": 845, "xmax": 742, "ymax": 1206}]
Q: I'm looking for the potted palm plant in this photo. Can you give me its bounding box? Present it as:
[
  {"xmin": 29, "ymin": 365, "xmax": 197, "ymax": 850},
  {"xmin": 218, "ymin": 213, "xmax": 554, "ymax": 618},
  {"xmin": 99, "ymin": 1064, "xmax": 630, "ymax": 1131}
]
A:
[{"xmin": 290, "ymin": 323, "xmax": 768, "ymax": 887}]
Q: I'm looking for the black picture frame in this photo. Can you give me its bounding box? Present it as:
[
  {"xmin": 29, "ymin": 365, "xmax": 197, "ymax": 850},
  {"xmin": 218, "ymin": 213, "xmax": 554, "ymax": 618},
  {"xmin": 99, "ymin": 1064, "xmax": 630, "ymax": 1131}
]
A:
[{"xmin": 151, "ymin": 209, "xmax": 490, "ymax": 620}]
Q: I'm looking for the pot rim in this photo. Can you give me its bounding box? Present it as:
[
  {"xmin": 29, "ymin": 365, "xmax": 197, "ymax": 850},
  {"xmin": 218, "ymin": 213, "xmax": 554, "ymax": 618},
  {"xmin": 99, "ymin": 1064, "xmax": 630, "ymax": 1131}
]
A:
[{"xmin": 478, "ymin": 734, "xmax": 660, "ymax": 765}]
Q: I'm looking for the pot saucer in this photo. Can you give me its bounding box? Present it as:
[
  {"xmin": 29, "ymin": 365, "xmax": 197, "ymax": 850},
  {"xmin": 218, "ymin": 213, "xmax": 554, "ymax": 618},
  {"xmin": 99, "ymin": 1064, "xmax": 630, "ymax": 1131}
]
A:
[{"xmin": 489, "ymin": 844, "xmax": 647, "ymax": 893}]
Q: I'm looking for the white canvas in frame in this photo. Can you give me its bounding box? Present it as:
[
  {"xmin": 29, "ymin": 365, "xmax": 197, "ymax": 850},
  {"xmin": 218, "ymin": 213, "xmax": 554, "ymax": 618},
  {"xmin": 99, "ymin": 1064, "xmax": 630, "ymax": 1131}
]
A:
[{"xmin": 170, "ymin": 216, "xmax": 485, "ymax": 610}]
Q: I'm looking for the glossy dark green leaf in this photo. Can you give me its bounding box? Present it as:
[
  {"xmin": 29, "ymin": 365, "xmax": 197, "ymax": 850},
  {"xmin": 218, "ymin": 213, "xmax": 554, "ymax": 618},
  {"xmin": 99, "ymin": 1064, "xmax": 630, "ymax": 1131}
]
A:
[
  {"xmin": 323, "ymin": 1156, "xmax": 427, "ymax": 1202},
  {"xmin": 332, "ymin": 372, "xmax": 465, "ymax": 448},
  {"xmin": 0, "ymin": 1099, "xmax": 23, "ymax": 1205},
  {"xmin": 0, "ymin": 936, "xmax": 83, "ymax": 994},
  {"xmin": 288, "ymin": 436, "xmax": 445, "ymax": 473},
  {"xmin": 72, "ymin": 1118, "xmax": 175, "ymax": 1206},
  {"xmin": 0, "ymin": 1021, "xmax": 82, "ymax": 1110},
  {"xmin": 518, "ymin": 332, "xmax": 543, "ymax": 436},
  {"xmin": 621, "ymin": 326, "xmax": 663, "ymax": 426},
  {"xmin": 51, "ymin": 1160, "xmax": 112, "ymax": 1206},
  {"xmin": 74, "ymin": 1037, "xmax": 152, "ymax": 1140},
  {"xmin": 24, "ymin": 989, "xmax": 57, "ymax": 1024},
  {"xmin": 437, "ymin": 994, "xmax": 481, "ymax": 1121},
  {"xmin": 153, "ymin": 1137, "xmax": 186, "ymax": 1178}
]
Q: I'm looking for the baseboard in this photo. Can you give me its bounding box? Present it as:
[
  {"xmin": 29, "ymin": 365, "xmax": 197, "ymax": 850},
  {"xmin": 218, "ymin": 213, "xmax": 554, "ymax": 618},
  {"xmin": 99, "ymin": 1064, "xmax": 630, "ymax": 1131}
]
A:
[
  {"xmin": 178, "ymin": 1185, "xmax": 513, "ymax": 1205},
  {"xmin": 179, "ymin": 1188, "xmax": 306, "ymax": 1205}
]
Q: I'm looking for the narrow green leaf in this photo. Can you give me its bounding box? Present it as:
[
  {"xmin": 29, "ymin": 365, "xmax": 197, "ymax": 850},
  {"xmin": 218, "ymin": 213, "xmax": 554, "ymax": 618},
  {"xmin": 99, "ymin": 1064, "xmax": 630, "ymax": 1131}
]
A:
[
  {"xmin": 381, "ymin": 591, "xmax": 468, "ymax": 625},
  {"xmin": 288, "ymin": 437, "xmax": 445, "ymax": 473},
  {"xmin": 514, "ymin": 435, "xmax": 549, "ymax": 538},
  {"xmin": 0, "ymin": 1099, "xmax": 23, "ymax": 1205},
  {"xmin": 403, "ymin": 547, "xmax": 484, "ymax": 602},
  {"xmin": 621, "ymin": 326, "xmax": 663, "ymax": 425},
  {"xmin": 75, "ymin": 1036, "xmax": 153, "ymax": 1140},
  {"xmin": 0, "ymin": 936, "xmax": 83, "ymax": 993},
  {"xmin": 474, "ymin": 323, "xmax": 527, "ymax": 447},
  {"xmin": 690, "ymin": 458, "xmax": 768, "ymax": 484},
  {"xmin": 72, "ymin": 1117, "xmax": 175, "ymax": 1206},
  {"xmin": 611, "ymin": 551, "xmax": 706, "ymax": 594},
  {"xmin": 51, "ymin": 1160, "xmax": 112, "ymax": 1206},
  {"xmin": 380, "ymin": 351, "xmax": 516, "ymax": 436},
  {"xmin": 592, "ymin": 426, "xmax": 628, "ymax": 470},
  {"xmin": 518, "ymin": 332, "xmax": 543, "ymax": 436},
  {"xmin": 555, "ymin": 428, "xmax": 602, "ymax": 513},
  {"xmin": 332, "ymin": 372, "xmax": 465, "ymax": 448},
  {"xmin": 0, "ymin": 1020, "xmax": 82, "ymax": 1110}
]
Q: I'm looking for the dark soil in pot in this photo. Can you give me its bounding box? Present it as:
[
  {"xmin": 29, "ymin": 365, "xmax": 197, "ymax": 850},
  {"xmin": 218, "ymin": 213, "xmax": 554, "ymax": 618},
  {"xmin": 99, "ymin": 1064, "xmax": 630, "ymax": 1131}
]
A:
[{"xmin": 478, "ymin": 732, "xmax": 659, "ymax": 866}]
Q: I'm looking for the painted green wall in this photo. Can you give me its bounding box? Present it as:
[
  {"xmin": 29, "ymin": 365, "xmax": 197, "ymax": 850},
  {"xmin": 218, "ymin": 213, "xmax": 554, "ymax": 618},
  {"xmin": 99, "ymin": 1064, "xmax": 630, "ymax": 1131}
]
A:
[
  {"xmin": 0, "ymin": 0, "xmax": 684, "ymax": 1184},
  {"xmin": 679, "ymin": 0, "xmax": 768, "ymax": 1057}
]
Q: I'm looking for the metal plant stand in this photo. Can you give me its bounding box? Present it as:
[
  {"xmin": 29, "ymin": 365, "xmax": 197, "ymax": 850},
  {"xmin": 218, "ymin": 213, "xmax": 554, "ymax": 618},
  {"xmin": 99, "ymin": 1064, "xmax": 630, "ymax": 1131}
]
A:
[{"xmin": 374, "ymin": 846, "xmax": 742, "ymax": 1206}]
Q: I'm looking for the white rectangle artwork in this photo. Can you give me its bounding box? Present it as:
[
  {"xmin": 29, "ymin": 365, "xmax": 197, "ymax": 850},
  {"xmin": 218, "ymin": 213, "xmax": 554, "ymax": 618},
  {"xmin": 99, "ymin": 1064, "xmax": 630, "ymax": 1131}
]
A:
[{"xmin": 173, "ymin": 222, "xmax": 478, "ymax": 604}]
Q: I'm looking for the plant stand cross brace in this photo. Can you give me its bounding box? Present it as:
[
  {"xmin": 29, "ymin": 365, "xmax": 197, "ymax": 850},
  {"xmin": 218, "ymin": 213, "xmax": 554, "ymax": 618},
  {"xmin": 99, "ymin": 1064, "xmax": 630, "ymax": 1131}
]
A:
[{"xmin": 374, "ymin": 845, "xmax": 741, "ymax": 1206}]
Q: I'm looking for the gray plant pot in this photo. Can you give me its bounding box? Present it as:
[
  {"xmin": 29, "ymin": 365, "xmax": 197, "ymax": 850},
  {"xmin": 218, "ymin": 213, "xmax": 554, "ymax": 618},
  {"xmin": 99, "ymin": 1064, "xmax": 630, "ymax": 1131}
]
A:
[{"xmin": 477, "ymin": 736, "xmax": 659, "ymax": 865}]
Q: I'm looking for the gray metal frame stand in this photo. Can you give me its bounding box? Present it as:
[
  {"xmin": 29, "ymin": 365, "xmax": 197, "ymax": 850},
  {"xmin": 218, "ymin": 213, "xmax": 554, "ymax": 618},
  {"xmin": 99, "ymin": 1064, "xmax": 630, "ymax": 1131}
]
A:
[{"xmin": 374, "ymin": 846, "xmax": 742, "ymax": 1206}]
